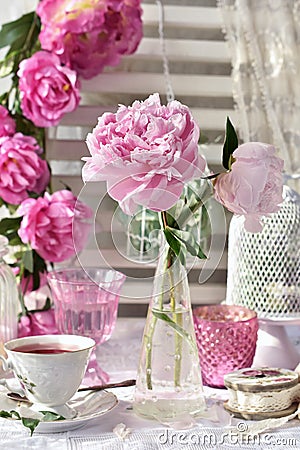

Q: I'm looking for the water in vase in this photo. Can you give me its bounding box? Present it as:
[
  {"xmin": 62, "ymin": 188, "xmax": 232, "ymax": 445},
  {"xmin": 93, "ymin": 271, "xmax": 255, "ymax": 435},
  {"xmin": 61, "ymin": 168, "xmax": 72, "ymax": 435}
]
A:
[{"xmin": 134, "ymin": 305, "xmax": 206, "ymax": 420}]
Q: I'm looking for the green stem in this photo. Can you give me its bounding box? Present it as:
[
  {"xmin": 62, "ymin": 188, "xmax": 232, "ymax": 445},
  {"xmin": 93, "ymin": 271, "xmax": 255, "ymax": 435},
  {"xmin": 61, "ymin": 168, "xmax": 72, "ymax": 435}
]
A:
[
  {"xmin": 145, "ymin": 319, "xmax": 156, "ymax": 390},
  {"xmin": 145, "ymin": 243, "xmax": 170, "ymax": 390},
  {"xmin": 22, "ymin": 13, "xmax": 39, "ymax": 58},
  {"xmin": 168, "ymin": 255, "xmax": 183, "ymax": 387},
  {"xmin": 163, "ymin": 210, "xmax": 184, "ymax": 387},
  {"xmin": 145, "ymin": 211, "xmax": 185, "ymax": 390}
]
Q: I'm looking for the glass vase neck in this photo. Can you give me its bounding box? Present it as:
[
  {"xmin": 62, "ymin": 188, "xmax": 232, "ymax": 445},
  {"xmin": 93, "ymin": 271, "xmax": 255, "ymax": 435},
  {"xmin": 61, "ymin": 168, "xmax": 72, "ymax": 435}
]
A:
[{"xmin": 151, "ymin": 235, "xmax": 190, "ymax": 312}]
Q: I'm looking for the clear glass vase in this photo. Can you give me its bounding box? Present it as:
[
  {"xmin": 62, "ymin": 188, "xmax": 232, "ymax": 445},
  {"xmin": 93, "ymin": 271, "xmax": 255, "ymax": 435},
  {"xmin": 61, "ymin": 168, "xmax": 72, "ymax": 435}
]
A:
[
  {"xmin": 0, "ymin": 236, "xmax": 19, "ymax": 358},
  {"xmin": 133, "ymin": 234, "xmax": 206, "ymax": 421}
]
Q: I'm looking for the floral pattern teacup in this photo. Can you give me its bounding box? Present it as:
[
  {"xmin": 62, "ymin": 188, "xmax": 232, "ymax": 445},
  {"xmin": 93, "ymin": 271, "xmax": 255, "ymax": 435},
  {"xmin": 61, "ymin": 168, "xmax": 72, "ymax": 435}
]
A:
[{"xmin": 0, "ymin": 334, "xmax": 95, "ymax": 418}]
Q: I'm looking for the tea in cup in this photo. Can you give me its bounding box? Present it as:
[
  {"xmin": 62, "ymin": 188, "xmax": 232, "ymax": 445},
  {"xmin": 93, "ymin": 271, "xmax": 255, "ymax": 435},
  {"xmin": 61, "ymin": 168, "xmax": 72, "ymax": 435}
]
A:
[{"xmin": 0, "ymin": 334, "xmax": 95, "ymax": 418}]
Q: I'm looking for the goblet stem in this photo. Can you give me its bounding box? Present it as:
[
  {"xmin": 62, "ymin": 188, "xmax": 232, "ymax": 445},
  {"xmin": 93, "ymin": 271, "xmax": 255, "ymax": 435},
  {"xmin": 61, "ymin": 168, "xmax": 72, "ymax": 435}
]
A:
[{"xmin": 83, "ymin": 347, "xmax": 109, "ymax": 385}]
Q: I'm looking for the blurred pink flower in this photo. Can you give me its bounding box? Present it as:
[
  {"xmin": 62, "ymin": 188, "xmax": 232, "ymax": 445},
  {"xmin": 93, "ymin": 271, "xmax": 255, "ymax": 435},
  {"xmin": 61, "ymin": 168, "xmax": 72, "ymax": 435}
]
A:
[
  {"xmin": 0, "ymin": 133, "xmax": 50, "ymax": 205},
  {"xmin": 17, "ymin": 51, "xmax": 80, "ymax": 127},
  {"xmin": 0, "ymin": 105, "xmax": 15, "ymax": 137},
  {"xmin": 18, "ymin": 190, "xmax": 93, "ymax": 262},
  {"xmin": 82, "ymin": 93, "xmax": 206, "ymax": 215},
  {"xmin": 37, "ymin": 0, "xmax": 143, "ymax": 79},
  {"xmin": 18, "ymin": 309, "xmax": 58, "ymax": 337},
  {"xmin": 214, "ymin": 142, "xmax": 284, "ymax": 232}
]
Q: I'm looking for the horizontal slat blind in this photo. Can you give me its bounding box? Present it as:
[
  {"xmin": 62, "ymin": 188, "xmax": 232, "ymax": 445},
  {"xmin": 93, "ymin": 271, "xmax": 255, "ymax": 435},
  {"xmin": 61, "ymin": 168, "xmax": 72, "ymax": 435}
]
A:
[
  {"xmin": 131, "ymin": 38, "xmax": 230, "ymax": 63},
  {"xmin": 81, "ymin": 73, "xmax": 232, "ymax": 96},
  {"xmin": 141, "ymin": 4, "xmax": 222, "ymax": 29},
  {"xmin": 47, "ymin": 0, "xmax": 232, "ymax": 312}
]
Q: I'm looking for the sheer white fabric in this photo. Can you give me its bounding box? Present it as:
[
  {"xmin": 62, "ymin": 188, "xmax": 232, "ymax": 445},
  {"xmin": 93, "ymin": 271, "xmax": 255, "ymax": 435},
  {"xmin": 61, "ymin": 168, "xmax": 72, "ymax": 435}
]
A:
[{"xmin": 218, "ymin": 0, "xmax": 300, "ymax": 192}]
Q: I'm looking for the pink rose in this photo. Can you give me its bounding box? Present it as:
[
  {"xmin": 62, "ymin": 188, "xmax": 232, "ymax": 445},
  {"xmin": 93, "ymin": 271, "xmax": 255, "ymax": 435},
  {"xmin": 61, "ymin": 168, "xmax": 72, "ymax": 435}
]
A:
[
  {"xmin": 18, "ymin": 190, "xmax": 93, "ymax": 263},
  {"xmin": 0, "ymin": 105, "xmax": 15, "ymax": 137},
  {"xmin": 214, "ymin": 142, "xmax": 284, "ymax": 232},
  {"xmin": 0, "ymin": 133, "xmax": 50, "ymax": 204},
  {"xmin": 37, "ymin": 0, "xmax": 143, "ymax": 79},
  {"xmin": 18, "ymin": 309, "xmax": 58, "ymax": 337},
  {"xmin": 82, "ymin": 93, "xmax": 206, "ymax": 215},
  {"xmin": 17, "ymin": 51, "xmax": 80, "ymax": 127}
]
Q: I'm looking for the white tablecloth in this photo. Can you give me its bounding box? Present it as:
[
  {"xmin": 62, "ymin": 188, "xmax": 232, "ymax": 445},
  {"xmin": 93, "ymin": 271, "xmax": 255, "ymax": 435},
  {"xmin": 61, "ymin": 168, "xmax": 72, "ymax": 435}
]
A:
[{"xmin": 0, "ymin": 318, "xmax": 300, "ymax": 450}]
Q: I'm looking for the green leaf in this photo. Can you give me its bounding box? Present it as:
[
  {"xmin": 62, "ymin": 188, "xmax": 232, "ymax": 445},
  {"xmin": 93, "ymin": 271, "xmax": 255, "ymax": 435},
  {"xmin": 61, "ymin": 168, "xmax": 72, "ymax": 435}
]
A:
[
  {"xmin": 0, "ymin": 409, "xmax": 65, "ymax": 435},
  {"xmin": 0, "ymin": 217, "xmax": 22, "ymax": 244},
  {"xmin": 40, "ymin": 411, "xmax": 65, "ymax": 421},
  {"xmin": 22, "ymin": 250, "xmax": 34, "ymax": 273},
  {"xmin": 0, "ymin": 409, "xmax": 39, "ymax": 435},
  {"xmin": 32, "ymin": 251, "xmax": 47, "ymax": 290},
  {"xmin": 163, "ymin": 228, "xmax": 185, "ymax": 266},
  {"xmin": 0, "ymin": 52, "xmax": 16, "ymax": 77},
  {"xmin": 21, "ymin": 417, "xmax": 40, "ymax": 436},
  {"xmin": 0, "ymin": 410, "xmax": 14, "ymax": 418},
  {"xmin": 41, "ymin": 297, "xmax": 51, "ymax": 311},
  {"xmin": 0, "ymin": 92, "xmax": 9, "ymax": 106},
  {"xmin": 222, "ymin": 116, "xmax": 238, "ymax": 170},
  {"xmin": 9, "ymin": 235, "xmax": 23, "ymax": 246},
  {"xmin": 21, "ymin": 251, "xmax": 47, "ymax": 292},
  {"xmin": 14, "ymin": 114, "xmax": 46, "ymax": 149},
  {"xmin": 167, "ymin": 227, "xmax": 207, "ymax": 260},
  {"xmin": 152, "ymin": 310, "xmax": 197, "ymax": 352},
  {"xmin": 0, "ymin": 216, "xmax": 22, "ymax": 232},
  {"xmin": 184, "ymin": 181, "xmax": 213, "ymax": 214},
  {"xmin": 0, "ymin": 12, "xmax": 36, "ymax": 49},
  {"xmin": 0, "ymin": 409, "xmax": 21, "ymax": 420}
]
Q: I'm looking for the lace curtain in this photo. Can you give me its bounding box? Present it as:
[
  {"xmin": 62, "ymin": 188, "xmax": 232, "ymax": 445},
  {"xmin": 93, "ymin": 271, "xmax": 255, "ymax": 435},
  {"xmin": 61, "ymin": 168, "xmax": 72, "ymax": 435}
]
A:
[{"xmin": 218, "ymin": 0, "xmax": 300, "ymax": 192}]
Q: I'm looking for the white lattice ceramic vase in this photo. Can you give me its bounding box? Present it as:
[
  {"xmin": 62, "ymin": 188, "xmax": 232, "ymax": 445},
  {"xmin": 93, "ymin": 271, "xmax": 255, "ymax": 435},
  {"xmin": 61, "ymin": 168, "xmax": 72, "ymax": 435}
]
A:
[{"xmin": 226, "ymin": 185, "xmax": 300, "ymax": 319}]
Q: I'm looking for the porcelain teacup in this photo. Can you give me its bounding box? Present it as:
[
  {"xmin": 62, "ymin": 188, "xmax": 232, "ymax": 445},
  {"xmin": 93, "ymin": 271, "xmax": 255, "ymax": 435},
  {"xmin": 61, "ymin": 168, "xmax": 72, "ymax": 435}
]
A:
[{"xmin": 0, "ymin": 334, "xmax": 95, "ymax": 418}]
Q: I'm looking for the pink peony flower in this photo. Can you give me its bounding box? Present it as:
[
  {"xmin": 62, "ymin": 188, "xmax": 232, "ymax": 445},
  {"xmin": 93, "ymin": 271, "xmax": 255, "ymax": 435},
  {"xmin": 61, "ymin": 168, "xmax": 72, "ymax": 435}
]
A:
[
  {"xmin": 82, "ymin": 93, "xmax": 206, "ymax": 215},
  {"xmin": 18, "ymin": 309, "xmax": 58, "ymax": 337},
  {"xmin": 37, "ymin": 0, "xmax": 143, "ymax": 79},
  {"xmin": 17, "ymin": 51, "xmax": 80, "ymax": 127},
  {"xmin": 0, "ymin": 133, "xmax": 50, "ymax": 205},
  {"xmin": 18, "ymin": 190, "xmax": 93, "ymax": 263},
  {"xmin": 214, "ymin": 142, "xmax": 284, "ymax": 232},
  {"xmin": 0, "ymin": 105, "xmax": 15, "ymax": 137}
]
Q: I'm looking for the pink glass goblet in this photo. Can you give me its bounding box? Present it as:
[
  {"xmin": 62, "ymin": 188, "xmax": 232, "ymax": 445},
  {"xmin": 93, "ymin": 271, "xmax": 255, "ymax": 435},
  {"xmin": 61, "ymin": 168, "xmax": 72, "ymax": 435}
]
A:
[
  {"xmin": 193, "ymin": 305, "xmax": 258, "ymax": 388},
  {"xmin": 47, "ymin": 268, "xmax": 126, "ymax": 384}
]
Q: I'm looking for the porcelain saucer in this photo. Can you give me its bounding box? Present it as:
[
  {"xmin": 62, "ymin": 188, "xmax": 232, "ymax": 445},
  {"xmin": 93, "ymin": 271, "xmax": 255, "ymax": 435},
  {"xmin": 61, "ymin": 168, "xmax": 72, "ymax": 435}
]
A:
[{"xmin": 0, "ymin": 387, "xmax": 118, "ymax": 433}]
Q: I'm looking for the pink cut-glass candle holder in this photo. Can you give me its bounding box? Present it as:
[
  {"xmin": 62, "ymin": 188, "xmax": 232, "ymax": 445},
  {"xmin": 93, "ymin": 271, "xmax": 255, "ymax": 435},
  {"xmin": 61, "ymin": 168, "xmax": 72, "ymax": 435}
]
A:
[
  {"xmin": 47, "ymin": 268, "xmax": 126, "ymax": 384},
  {"xmin": 193, "ymin": 305, "xmax": 258, "ymax": 388}
]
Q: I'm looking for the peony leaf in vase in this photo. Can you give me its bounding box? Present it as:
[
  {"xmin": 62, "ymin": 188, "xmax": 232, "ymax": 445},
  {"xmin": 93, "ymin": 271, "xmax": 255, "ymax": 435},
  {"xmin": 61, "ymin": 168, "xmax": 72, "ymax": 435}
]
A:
[
  {"xmin": 151, "ymin": 310, "xmax": 197, "ymax": 353},
  {"xmin": 163, "ymin": 228, "xmax": 186, "ymax": 266},
  {"xmin": 222, "ymin": 116, "xmax": 238, "ymax": 170},
  {"xmin": 167, "ymin": 227, "xmax": 207, "ymax": 260}
]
